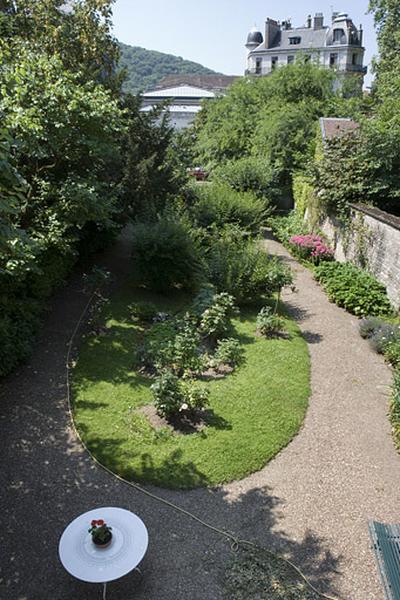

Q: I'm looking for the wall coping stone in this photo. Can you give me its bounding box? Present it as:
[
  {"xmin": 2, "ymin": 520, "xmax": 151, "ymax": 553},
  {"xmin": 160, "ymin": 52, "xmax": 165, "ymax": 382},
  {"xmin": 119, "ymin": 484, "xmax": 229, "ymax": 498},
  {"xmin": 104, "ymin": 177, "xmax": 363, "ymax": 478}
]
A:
[{"xmin": 350, "ymin": 203, "xmax": 400, "ymax": 232}]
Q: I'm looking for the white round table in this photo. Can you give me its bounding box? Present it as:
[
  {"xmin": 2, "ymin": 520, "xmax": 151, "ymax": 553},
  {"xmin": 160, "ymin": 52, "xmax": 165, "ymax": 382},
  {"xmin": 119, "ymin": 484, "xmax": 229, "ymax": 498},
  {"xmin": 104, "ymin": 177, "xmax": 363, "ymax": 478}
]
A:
[{"xmin": 59, "ymin": 507, "xmax": 148, "ymax": 599}]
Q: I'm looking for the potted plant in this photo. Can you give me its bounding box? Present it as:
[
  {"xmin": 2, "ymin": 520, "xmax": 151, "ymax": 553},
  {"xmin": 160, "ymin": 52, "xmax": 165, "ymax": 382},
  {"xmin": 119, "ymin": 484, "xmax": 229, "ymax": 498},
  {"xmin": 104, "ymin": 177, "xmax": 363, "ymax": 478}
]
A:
[{"xmin": 88, "ymin": 519, "xmax": 113, "ymax": 548}]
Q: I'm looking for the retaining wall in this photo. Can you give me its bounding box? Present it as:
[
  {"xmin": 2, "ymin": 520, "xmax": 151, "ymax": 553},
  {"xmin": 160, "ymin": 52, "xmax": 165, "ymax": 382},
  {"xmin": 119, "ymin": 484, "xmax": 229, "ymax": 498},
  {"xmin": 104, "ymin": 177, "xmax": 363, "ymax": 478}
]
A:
[{"xmin": 319, "ymin": 204, "xmax": 400, "ymax": 310}]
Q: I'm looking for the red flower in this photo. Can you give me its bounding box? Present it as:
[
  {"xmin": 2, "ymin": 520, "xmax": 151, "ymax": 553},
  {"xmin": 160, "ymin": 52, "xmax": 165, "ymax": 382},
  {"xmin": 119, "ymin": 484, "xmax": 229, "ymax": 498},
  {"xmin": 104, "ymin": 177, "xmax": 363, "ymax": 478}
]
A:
[
  {"xmin": 91, "ymin": 520, "xmax": 97, "ymax": 527},
  {"xmin": 97, "ymin": 519, "xmax": 105, "ymax": 526}
]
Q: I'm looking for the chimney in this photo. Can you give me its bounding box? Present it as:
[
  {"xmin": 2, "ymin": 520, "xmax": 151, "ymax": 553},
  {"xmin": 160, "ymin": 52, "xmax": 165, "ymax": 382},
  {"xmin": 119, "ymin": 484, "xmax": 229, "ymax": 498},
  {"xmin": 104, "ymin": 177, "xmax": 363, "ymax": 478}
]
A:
[
  {"xmin": 307, "ymin": 15, "xmax": 312, "ymax": 28},
  {"xmin": 332, "ymin": 11, "xmax": 339, "ymax": 23},
  {"xmin": 314, "ymin": 13, "xmax": 324, "ymax": 29},
  {"xmin": 264, "ymin": 18, "xmax": 280, "ymax": 49},
  {"xmin": 359, "ymin": 24, "xmax": 363, "ymax": 46}
]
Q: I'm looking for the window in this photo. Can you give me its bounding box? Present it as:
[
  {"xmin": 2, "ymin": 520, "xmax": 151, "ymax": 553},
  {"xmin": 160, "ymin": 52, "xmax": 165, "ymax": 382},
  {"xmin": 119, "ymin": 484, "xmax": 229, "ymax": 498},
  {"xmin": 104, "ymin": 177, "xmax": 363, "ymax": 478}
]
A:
[
  {"xmin": 289, "ymin": 36, "xmax": 301, "ymax": 45},
  {"xmin": 255, "ymin": 58, "xmax": 262, "ymax": 74},
  {"xmin": 330, "ymin": 53, "xmax": 338, "ymax": 67},
  {"xmin": 287, "ymin": 55, "xmax": 294, "ymax": 64},
  {"xmin": 333, "ymin": 28, "xmax": 345, "ymax": 43},
  {"xmin": 271, "ymin": 56, "xmax": 278, "ymax": 70},
  {"xmin": 352, "ymin": 53, "xmax": 358, "ymax": 65}
]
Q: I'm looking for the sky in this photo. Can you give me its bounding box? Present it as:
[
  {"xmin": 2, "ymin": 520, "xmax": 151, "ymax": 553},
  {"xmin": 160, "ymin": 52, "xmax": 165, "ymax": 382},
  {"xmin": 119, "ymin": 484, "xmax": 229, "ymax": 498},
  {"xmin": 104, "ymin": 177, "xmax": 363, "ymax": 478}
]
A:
[{"xmin": 112, "ymin": 0, "xmax": 377, "ymax": 87}]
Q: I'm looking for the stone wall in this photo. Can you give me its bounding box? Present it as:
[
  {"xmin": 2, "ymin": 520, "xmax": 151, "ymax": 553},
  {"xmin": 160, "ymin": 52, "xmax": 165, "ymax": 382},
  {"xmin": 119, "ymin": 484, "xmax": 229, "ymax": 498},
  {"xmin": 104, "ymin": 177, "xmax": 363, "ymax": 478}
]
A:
[{"xmin": 319, "ymin": 204, "xmax": 400, "ymax": 309}]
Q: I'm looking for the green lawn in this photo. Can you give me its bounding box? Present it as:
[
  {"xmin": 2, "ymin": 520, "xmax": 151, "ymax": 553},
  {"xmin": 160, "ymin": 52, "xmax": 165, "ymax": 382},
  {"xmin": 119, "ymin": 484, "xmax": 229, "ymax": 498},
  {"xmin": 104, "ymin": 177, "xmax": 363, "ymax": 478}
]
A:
[{"xmin": 73, "ymin": 283, "xmax": 310, "ymax": 489}]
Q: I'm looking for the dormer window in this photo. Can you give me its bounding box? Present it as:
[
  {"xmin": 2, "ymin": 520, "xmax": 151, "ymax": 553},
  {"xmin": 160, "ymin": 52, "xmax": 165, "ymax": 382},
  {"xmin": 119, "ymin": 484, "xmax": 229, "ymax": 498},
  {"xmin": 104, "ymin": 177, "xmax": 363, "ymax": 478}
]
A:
[
  {"xmin": 333, "ymin": 28, "xmax": 345, "ymax": 43},
  {"xmin": 289, "ymin": 36, "xmax": 301, "ymax": 45}
]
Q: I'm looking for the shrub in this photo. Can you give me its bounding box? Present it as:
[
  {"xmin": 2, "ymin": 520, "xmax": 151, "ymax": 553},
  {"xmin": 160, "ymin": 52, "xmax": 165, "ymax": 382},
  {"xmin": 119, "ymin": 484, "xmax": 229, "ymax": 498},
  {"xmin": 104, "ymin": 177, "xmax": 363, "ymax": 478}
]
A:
[
  {"xmin": 368, "ymin": 323, "xmax": 400, "ymax": 354},
  {"xmin": 292, "ymin": 173, "xmax": 316, "ymax": 217},
  {"xmin": 141, "ymin": 316, "xmax": 203, "ymax": 376},
  {"xmin": 385, "ymin": 341, "xmax": 400, "ymax": 368},
  {"xmin": 151, "ymin": 370, "xmax": 209, "ymax": 419},
  {"xmin": 131, "ymin": 219, "xmax": 205, "ymax": 292},
  {"xmin": 212, "ymin": 157, "xmax": 278, "ymax": 201},
  {"xmin": 192, "ymin": 284, "xmax": 217, "ymax": 315},
  {"xmin": 359, "ymin": 318, "xmax": 400, "ymax": 367},
  {"xmin": 269, "ymin": 212, "xmax": 310, "ymax": 245},
  {"xmin": 129, "ymin": 301, "xmax": 158, "ymax": 323},
  {"xmin": 139, "ymin": 319, "xmax": 177, "ymax": 369},
  {"xmin": 256, "ymin": 306, "xmax": 286, "ymax": 336},
  {"xmin": 212, "ymin": 338, "xmax": 243, "ymax": 368},
  {"xmin": 0, "ymin": 247, "xmax": 78, "ymax": 377},
  {"xmin": 198, "ymin": 292, "xmax": 238, "ymax": 340},
  {"xmin": 359, "ymin": 316, "xmax": 387, "ymax": 339},
  {"xmin": 181, "ymin": 380, "xmax": 210, "ymax": 412},
  {"xmin": 289, "ymin": 234, "xmax": 333, "ymax": 263},
  {"xmin": 151, "ymin": 370, "xmax": 184, "ymax": 418},
  {"xmin": 314, "ymin": 262, "xmax": 393, "ymax": 317},
  {"xmin": 205, "ymin": 227, "xmax": 292, "ymax": 304},
  {"xmin": 165, "ymin": 318, "xmax": 204, "ymax": 375},
  {"xmin": 392, "ymin": 370, "xmax": 400, "ymax": 448},
  {"xmin": 191, "ymin": 182, "xmax": 268, "ymax": 235}
]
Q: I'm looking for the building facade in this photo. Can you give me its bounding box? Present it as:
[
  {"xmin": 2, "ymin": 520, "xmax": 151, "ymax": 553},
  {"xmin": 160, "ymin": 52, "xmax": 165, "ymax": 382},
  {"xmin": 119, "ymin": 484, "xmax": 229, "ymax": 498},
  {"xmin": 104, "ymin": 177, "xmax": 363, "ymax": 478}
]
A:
[
  {"xmin": 245, "ymin": 12, "xmax": 366, "ymax": 82},
  {"xmin": 142, "ymin": 85, "xmax": 214, "ymax": 130},
  {"xmin": 141, "ymin": 76, "xmax": 238, "ymax": 130}
]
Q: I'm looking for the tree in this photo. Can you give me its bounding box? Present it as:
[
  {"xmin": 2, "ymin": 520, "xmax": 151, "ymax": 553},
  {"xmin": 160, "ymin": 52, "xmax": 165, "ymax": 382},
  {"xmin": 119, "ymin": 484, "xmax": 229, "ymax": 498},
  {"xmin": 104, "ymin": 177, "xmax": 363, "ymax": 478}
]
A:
[
  {"xmin": 193, "ymin": 63, "xmax": 336, "ymax": 194},
  {"xmin": 369, "ymin": 0, "xmax": 400, "ymax": 82},
  {"xmin": 119, "ymin": 97, "xmax": 186, "ymax": 220},
  {"xmin": 311, "ymin": 121, "xmax": 400, "ymax": 218},
  {"xmin": 0, "ymin": 0, "xmax": 120, "ymax": 89}
]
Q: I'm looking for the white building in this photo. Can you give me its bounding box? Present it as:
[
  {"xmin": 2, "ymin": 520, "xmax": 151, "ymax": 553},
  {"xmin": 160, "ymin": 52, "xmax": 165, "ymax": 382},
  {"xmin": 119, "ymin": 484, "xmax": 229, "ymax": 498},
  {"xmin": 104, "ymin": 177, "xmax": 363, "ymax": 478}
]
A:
[
  {"xmin": 141, "ymin": 75, "xmax": 238, "ymax": 130},
  {"xmin": 245, "ymin": 12, "xmax": 366, "ymax": 83},
  {"xmin": 142, "ymin": 85, "xmax": 214, "ymax": 130}
]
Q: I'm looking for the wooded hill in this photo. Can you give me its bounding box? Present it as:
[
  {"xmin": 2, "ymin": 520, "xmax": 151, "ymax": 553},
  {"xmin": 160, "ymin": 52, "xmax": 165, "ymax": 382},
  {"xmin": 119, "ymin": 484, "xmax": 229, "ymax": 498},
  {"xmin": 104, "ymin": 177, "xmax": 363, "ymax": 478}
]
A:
[{"xmin": 119, "ymin": 42, "xmax": 219, "ymax": 93}]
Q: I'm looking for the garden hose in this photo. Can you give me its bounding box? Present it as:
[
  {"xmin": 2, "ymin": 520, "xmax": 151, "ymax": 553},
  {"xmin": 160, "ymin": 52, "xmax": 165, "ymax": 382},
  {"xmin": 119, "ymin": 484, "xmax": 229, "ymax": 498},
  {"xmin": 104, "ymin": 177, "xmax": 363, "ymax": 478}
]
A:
[{"xmin": 65, "ymin": 287, "xmax": 341, "ymax": 600}]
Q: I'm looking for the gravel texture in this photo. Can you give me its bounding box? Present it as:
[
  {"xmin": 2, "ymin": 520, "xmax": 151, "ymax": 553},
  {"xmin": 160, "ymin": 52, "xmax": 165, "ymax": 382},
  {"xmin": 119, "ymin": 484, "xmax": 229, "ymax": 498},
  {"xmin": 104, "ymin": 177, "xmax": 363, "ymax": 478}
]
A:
[{"xmin": 0, "ymin": 229, "xmax": 398, "ymax": 600}]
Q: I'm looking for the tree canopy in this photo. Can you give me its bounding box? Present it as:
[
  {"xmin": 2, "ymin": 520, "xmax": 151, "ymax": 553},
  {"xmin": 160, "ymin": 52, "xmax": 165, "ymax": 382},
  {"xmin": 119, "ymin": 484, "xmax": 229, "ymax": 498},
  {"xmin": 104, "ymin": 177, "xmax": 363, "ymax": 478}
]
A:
[
  {"xmin": 0, "ymin": 0, "xmax": 183, "ymax": 376},
  {"xmin": 192, "ymin": 62, "xmax": 364, "ymax": 197},
  {"xmin": 0, "ymin": 0, "xmax": 120, "ymax": 87}
]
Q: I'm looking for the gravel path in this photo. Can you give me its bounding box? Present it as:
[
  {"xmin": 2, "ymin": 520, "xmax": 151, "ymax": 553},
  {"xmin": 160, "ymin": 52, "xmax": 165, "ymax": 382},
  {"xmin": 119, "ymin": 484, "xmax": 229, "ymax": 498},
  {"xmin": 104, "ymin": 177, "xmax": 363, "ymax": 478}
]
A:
[{"xmin": 0, "ymin": 230, "xmax": 398, "ymax": 600}]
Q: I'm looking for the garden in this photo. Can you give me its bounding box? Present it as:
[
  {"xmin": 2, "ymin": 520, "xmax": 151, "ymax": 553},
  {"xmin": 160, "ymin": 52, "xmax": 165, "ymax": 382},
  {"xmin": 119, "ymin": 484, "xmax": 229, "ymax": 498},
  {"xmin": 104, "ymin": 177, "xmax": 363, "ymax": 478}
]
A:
[
  {"xmin": 72, "ymin": 184, "xmax": 311, "ymax": 489},
  {"xmin": 3, "ymin": 3, "xmax": 400, "ymax": 599}
]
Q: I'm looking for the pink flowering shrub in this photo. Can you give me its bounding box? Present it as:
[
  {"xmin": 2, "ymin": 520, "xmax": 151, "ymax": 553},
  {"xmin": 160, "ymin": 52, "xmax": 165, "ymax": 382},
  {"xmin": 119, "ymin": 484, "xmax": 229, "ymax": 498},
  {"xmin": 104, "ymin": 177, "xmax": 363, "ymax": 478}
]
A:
[{"xmin": 289, "ymin": 234, "xmax": 333, "ymax": 264}]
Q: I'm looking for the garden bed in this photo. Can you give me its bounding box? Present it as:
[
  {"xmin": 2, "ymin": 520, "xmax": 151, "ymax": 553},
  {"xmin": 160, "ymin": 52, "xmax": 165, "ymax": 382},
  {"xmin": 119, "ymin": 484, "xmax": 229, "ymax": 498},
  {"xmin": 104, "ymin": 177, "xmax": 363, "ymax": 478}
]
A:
[{"xmin": 72, "ymin": 283, "xmax": 310, "ymax": 489}]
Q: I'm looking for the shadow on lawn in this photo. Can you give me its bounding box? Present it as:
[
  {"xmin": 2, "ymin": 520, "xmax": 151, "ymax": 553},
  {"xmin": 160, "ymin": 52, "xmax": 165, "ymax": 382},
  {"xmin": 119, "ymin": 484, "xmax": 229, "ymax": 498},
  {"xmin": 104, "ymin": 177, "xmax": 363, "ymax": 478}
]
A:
[{"xmin": 75, "ymin": 324, "xmax": 148, "ymax": 389}]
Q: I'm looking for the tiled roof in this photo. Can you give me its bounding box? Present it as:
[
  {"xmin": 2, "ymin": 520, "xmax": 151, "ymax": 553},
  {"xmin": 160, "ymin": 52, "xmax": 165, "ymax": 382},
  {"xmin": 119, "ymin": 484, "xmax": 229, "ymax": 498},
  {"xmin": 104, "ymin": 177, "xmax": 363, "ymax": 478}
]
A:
[{"xmin": 320, "ymin": 117, "xmax": 359, "ymax": 140}]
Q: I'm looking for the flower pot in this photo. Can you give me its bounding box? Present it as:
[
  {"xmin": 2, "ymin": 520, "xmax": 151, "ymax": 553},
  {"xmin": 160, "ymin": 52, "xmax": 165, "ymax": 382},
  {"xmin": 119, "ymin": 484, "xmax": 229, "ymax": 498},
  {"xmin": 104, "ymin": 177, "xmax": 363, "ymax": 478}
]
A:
[{"xmin": 92, "ymin": 531, "xmax": 112, "ymax": 548}]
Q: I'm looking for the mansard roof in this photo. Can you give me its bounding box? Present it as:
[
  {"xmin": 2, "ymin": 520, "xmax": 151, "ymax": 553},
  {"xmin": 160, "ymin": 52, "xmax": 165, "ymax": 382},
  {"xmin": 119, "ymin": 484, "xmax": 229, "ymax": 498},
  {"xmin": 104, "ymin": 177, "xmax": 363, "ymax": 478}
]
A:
[{"xmin": 278, "ymin": 27, "xmax": 329, "ymax": 50}]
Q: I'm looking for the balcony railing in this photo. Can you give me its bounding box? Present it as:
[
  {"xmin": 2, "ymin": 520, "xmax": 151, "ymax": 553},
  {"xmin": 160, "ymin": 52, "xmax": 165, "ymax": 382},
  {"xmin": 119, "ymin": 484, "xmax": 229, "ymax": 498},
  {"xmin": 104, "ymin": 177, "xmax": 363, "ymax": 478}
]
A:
[{"xmin": 246, "ymin": 64, "xmax": 367, "ymax": 76}]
